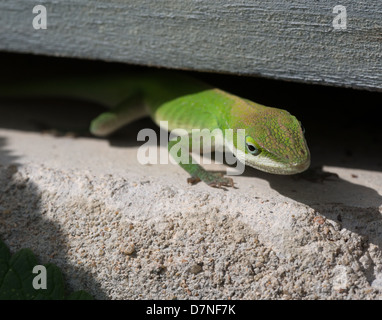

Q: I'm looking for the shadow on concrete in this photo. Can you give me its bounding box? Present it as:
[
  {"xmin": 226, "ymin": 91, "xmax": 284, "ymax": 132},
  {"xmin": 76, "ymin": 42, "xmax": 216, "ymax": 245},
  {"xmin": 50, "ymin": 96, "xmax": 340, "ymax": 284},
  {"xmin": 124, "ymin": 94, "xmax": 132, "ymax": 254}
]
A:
[{"xmin": 0, "ymin": 136, "xmax": 107, "ymax": 299}]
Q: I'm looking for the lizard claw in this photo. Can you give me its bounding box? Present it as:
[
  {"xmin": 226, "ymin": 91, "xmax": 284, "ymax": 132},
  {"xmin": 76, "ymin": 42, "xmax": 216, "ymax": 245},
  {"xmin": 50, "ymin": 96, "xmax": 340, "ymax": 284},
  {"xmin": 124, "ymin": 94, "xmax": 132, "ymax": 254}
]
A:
[
  {"xmin": 187, "ymin": 177, "xmax": 201, "ymax": 185},
  {"xmin": 208, "ymin": 178, "xmax": 235, "ymax": 190},
  {"xmin": 188, "ymin": 172, "xmax": 235, "ymax": 189}
]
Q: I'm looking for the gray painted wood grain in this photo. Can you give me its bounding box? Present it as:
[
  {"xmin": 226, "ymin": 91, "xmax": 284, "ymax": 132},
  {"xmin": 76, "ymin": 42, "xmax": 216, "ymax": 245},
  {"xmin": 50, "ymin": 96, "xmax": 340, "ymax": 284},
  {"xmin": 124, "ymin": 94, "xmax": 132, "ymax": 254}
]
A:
[{"xmin": 0, "ymin": 0, "xmax": 381, "ymax": 90}]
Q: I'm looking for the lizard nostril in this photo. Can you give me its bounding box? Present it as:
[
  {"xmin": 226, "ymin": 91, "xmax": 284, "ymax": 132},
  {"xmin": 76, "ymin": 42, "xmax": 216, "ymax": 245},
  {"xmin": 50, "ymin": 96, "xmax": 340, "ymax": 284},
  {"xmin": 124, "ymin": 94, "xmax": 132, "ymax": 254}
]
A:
[{"xmin": 300, "ymin": 149, "xmax": 305, "ymax": 155}]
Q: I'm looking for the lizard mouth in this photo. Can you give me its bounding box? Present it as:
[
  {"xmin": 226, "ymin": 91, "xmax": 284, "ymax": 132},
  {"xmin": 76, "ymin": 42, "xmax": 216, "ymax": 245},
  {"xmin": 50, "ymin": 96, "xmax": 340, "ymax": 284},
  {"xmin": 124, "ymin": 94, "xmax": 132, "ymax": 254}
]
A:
[
  {"xmin": 245, "ymin": 154, "xmax": 311, "ymax": 175},
  {"xmin": 282, "ymin": 158, "xmax": 311, "ymax": 175}
]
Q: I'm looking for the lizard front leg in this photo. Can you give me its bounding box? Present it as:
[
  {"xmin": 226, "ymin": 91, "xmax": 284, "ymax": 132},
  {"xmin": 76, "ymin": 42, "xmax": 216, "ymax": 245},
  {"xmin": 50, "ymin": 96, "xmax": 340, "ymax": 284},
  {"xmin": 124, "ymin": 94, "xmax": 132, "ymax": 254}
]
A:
[{"xmin": 168, "ymin": 136, "xmax": 234, "ymax": 189}]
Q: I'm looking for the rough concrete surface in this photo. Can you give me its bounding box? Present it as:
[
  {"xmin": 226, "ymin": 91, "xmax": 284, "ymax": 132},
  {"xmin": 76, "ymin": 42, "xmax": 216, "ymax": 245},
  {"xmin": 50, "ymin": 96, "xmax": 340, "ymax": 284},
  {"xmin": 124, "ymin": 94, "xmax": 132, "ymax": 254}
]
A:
[{"xmin": 0, "ymin": 91, "xmax": 382, "ymax": 300}]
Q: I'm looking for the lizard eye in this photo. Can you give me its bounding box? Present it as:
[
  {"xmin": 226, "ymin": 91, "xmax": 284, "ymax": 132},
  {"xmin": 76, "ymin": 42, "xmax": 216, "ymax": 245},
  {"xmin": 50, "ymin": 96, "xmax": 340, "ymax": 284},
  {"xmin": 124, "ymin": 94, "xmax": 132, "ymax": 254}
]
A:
[{"xmin": 245, "ymin": 136, "xmax": 261, "ymax": 156}]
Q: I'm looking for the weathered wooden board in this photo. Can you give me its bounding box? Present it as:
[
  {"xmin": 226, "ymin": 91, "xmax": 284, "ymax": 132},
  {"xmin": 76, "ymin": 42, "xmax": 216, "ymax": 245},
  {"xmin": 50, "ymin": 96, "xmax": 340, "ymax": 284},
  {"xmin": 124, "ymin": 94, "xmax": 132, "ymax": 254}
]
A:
[{"xmin": 0, "ymin": 0, "xmax": 381, "ymax": 90}]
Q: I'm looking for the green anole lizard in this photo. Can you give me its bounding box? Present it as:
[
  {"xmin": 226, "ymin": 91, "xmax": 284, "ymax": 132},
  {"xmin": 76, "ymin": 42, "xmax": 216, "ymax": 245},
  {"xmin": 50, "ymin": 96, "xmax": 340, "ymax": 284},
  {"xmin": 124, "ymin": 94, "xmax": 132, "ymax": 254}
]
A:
[{"xmin": 2, "ymin": 71, "xmax": 310, "ymax": 188}]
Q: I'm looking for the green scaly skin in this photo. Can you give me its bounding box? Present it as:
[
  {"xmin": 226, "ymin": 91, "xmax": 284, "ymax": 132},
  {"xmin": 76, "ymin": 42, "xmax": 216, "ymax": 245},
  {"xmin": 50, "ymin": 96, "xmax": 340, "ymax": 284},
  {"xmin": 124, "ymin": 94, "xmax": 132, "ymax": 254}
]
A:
[{"xmin": 1, "ymin": 71, "xmax": 310, "ymax": 188}]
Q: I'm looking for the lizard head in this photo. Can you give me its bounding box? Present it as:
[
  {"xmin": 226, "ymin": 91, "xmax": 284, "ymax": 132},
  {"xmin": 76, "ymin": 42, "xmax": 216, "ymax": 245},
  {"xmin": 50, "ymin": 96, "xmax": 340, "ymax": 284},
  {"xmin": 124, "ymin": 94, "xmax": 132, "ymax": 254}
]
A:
[{"xmin": 228, "ymin": 101, "xmax": 310, "ymax": 175}]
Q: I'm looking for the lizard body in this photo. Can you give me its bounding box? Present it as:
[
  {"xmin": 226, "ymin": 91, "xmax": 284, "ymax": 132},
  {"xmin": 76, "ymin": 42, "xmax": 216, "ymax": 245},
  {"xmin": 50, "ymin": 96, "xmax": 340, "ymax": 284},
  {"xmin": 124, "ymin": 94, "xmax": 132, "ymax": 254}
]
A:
[{"xmin": 1, "ymin": 71, "xmax": 310, "ymax": 188}]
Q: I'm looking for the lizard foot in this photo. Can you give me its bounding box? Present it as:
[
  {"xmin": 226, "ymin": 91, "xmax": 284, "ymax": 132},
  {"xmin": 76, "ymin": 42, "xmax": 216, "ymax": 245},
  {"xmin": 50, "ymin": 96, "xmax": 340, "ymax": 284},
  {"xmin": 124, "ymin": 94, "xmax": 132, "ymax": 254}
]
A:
[
  {"xmin": 188, "ymin": 172, "xmax": 235, "ymax": 190},
  {"xmin": 187, "ymin": 177, "xmax": 201, "ymax": 185}
]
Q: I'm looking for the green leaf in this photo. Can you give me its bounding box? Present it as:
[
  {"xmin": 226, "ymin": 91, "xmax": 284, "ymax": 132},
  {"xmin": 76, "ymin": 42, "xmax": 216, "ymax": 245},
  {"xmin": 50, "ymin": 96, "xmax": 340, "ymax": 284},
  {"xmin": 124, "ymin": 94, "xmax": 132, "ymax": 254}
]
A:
[
  {"xmin": 67, "ymin": 290, "xmax": 94, "ymax": 300},
  {"xmin": 0, "ymin": 239, "xmax": 93, "ymax": 300},
  {"xmin": 0, "ymin": 240, "xmax": 11, "ymax": 287}
]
